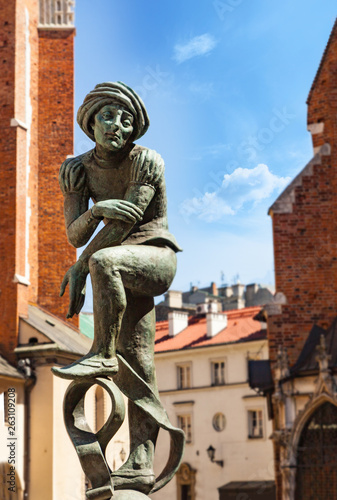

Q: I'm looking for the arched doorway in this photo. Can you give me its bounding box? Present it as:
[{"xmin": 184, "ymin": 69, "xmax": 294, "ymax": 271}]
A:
[
  {"xmin": 176, "ymin": 463, "xmax": 196, "ymax": 500},
  {"xmin": 295, "ymin": 401, "xmax": 337, "ymax": 499}
]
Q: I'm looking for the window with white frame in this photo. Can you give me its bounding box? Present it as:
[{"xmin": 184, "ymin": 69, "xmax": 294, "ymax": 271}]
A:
[
  {"xmin": 177, "ymin": 414, "xmax": 192, "ymax": 443},
  {"xmin": 248, "ymin": 409, "xmax": 263, "ymax": 439},
  {"xmin": 177, "ymin": 363, "xmax": 192, "ymax": 389},
  {"xmin": 211, "ymin": 360, "xmax": 225, "ymax": 386}
]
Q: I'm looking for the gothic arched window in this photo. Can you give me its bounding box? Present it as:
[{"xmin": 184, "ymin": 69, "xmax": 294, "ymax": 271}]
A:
[{"xmin": 295, "ymin": 402, "xmax": 337, "ymax": 499}]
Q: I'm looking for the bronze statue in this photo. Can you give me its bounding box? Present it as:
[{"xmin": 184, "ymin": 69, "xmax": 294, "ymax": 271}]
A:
[{"xmin": 52, "ymin": 82, "xmax": 185, "ymax": 499}]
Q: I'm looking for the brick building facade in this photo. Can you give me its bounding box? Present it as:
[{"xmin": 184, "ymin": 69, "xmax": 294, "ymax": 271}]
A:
[
  {"xmin": 0, "ymin": 2, "xmax": 104, "ymax": 499},
  {"xmin": 0, "ymin": 0, "xmax": 77, "ymax": 362},
  {"xmin": 265, "ymin": 18, "xmax": 337, "ymax": 500}
]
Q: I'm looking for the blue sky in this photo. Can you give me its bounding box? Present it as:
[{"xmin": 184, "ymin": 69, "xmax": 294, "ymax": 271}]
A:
[{"xmin": 73, "ymin": 1, "xmax": 336, "ymax": 309}]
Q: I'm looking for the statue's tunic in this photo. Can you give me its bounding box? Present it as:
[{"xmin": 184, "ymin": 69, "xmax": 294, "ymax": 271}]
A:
[{"xmin": 67, "ymin": 144, "xmax": 181, "ymax": 252}]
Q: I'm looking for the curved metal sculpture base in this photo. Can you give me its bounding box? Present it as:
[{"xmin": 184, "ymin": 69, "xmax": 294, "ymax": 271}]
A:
[
  {"xmin": 64, "ymin": 377, "xmax": 125, "ymax": 500},
  {"xmin": 63, "ymin": 356, "xmax": 185, "ymax": 499}
]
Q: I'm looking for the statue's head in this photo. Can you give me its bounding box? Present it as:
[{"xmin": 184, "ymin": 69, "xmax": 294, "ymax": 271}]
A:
[{"xmin": 77, "ymin": 82, "xmax": 150, "ymax": 152}]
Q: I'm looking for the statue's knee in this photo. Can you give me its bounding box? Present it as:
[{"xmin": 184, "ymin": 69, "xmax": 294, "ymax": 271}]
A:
[
  {"xmin": 89, "ymin": 250, "xmax": 124, "ymax": 288},
  {"xmin": 89, "ymin": 250, "xmax": 108, "ymax": 275}
]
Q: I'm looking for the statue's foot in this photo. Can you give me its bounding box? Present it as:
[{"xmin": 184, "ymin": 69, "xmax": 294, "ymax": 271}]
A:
[
  {"xmin": 51, "ymin": 353, "xmax": 119, "ymax": 380},
  {"xmin": 111, "ymin": 469, "xmax": 155, "ymax": 495}
]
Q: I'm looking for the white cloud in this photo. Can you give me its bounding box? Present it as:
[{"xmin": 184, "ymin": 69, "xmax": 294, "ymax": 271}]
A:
[
  {"xmin": 180, "ymin": 164, "xmax": 291, "ymax": 222},
  {"xmin": 180, "ymin": 192, "xmax": 234, "ymax": 223},
  {"xmin": 222, "ymin": 164, "xmax": 290, "ymax": 208},
  {"xmin": 173, "ymin": 34, "xmax": 217, "ymax": 64}
]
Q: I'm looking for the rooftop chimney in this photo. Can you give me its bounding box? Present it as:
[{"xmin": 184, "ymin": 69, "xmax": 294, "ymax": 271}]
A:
[
  {"xmin": 166, "ymin": 290, "xmax": 183, "ymax": 309},
  {"xmin": 168, "ymin": 311, "xmax": 189, "ymax": 337},
  {"xmin": 207, "ymin": 313, "xmax": 227, "ymax": 338},
  {"xmin": 232, "ymin": 283, "xmax": 245, "ymax": 297},
  {"xmin": 211, "ymin": 282, "xmax": 218, "ymax": 296},
  {"xmin": 245, "ymin": 283, "xmax": 259, "ymax": 305}
]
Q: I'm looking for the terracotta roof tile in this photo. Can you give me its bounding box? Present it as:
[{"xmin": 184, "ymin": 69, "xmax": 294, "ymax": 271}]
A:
[{"xmin": 155, "ymin": 306, "xmax": 266, "ymax": 352}]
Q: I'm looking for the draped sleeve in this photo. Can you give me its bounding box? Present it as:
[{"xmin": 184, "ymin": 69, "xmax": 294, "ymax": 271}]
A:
[
  {"xmin": 59, "ymin": 157, "xmax": 88, "ymax": 196},
  {"xmin": 59, "ymin": 156, "xmax": 90, "ymax": 232},
  {"xmin": 124, "ymin": 148, "xmax": 165, "ymax": 214},
  {"xmin": 129, "ymin": 148, "xmax": 165, "ymax": 190}
]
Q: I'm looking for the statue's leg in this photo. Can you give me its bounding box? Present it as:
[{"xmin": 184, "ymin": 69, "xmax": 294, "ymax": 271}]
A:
[
  {"xmin": 91, "ymin": 244, "xmax": 176, "ymax": 493},
  {"xmin": 112, "ymin": 292, "xmax": 159, "ymax": 493},
  {"xmin": 89, "ymin": 249, "xmax": 128, "ymax": 359},
  {"xmin": 89, "ymin": 242, "xmax": 176, "ymax": 364},
  {"xmin": 52, "ymin": 247, "xmax": 130, "ymax": 378},
  {"xmin": 52, "ymin": 243, "xmax": 175, "ymax": 381}
]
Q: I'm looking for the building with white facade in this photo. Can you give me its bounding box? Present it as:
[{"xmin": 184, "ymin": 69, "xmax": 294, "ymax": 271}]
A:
[{"xmin": 152, "ymin": 306, "xmax": 276, "ymax": 500}]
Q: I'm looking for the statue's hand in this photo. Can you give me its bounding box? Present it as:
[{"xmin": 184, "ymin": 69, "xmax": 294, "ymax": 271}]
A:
[
  {"xmin": 92, "ymin": 199, "xmax": 143, "ymax": 223},
  {"xmin": 60, "ymin": 260, "xmax": 89, "ymax": 318}
]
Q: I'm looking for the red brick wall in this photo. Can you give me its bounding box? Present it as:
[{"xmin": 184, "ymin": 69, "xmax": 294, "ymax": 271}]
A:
[
  {"xmin": 267, "ymin": 20, "xmax": 337, "ymax": 368},
  {"xmin": 0, "ymin": 0, "xmax": 19, "ymax": 359},
  {"xmin": 267, "ymin": 20, "xmax": 337, "ymax": 500},
  {"xmin": 0, "ymin": 2, "xmax": 77, "ymax": 361},
  {"xmin": 37, "ymin": 28, "xmax": 78, "ymax": 326},
  {"xmin": 268, "ymin": 151, "xmax": 337, "ymax": 367},
  {"xmin": 307, "ymin": 19, "xmax": 337, "ymax": 151},
  {"xmin": 0, "ymin": 0, "xmax": 41, "ymax": 359}
]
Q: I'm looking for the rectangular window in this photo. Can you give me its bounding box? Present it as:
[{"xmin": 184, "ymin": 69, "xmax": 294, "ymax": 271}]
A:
[
  {"xmin": 248, "ymin": 409, "xmax": 263, "ymax": 439},
  {"xmin": 211, "ymin": 361, "xmax": 225, "ymax": 386},
  {"xmin": 177, "ymin": 414, "xmax": 192, "ymax": 443},
  {"xmin": 177, "ymin": 364, "xmax": 191, "ymax": 389}
]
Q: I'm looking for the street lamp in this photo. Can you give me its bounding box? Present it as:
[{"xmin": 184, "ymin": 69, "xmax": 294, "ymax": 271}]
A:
[{"xmin": 206, "ymin": 445, "xmax": 224, "ymax": 467}]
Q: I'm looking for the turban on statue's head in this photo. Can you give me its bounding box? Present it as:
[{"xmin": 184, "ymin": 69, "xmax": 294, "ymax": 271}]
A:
[{"xmin": 77, "ymin": 81, "xmax": 150, "ymax": 142}]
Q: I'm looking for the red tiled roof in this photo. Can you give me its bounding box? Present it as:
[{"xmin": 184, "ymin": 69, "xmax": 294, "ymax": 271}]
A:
[{"xmin": 155, "ymin": 306, "xmax": 266, "ymax": 353}]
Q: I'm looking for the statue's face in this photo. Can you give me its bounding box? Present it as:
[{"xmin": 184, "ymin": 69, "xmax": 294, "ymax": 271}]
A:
[{"xmin": 93, "ymin": 104, "xmax": 134, "ymax": 152}]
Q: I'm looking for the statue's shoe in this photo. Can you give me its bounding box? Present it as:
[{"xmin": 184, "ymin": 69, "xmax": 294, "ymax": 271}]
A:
[
  {"xmin": 51, "ymin": 355, "xmax": 119, "ymax": 380},
  {"xmin": 111, "ymin": 468, "xmax": 156, "ymax": 495}
]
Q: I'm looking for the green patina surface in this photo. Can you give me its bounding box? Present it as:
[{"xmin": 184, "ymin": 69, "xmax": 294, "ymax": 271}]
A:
[{"xmin": 53, "ymin": 81, "xmax": 185, "ymax": 499}]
